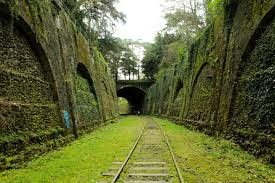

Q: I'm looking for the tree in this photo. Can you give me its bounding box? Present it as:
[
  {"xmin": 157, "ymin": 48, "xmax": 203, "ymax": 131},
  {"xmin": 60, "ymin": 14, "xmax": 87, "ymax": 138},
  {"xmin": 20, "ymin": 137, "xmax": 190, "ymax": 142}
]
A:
[
  {"xmin": 141, "ymin": 34, "xmax": 164, "ymax": 79},
  {"xmin": 163, "ymin": 0, "xmax": 207, "ymax": 44},
  {"xmin": 98, "ymin": 36, "xmax": 125, "ymax": 80},
  {"xmin": 120, "ymin": 48, "xmax": 138, "ymax": 80},
  {"xmin": 157, "ymin": 40, "xmax": 186, "ymax": 79},
  {"xmin": 142, "ymin": 0, "xmax": 224, "ymax": 80},
  {"xmin": 98, "ymin": 37, "xmax": 140, "ymax": 80},
  {"xmin": 142, "ymin": 33, "xmax": 179, "ymax": 79},
  {"xmin": 63, "ymin": 0, "xmax": 125, "ymax": 40}
]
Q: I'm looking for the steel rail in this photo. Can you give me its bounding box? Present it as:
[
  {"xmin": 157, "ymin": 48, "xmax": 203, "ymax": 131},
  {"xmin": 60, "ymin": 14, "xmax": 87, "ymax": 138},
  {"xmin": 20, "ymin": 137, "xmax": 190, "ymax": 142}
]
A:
[
  {"xmin": 152, "ymin": 118, "xmax": 185, "ymax": 183},
  {"xmin": 111, "ymin": 120, "xmax": 146, "ymax": 183}
]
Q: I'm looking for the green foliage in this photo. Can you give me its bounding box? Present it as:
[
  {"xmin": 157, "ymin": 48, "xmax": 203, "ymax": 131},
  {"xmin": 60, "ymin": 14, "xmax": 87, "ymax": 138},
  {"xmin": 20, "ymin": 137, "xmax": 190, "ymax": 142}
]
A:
[
  {"xmin": 141, "ymin": 33, "xmax": 165, "ymax": 79},
  {"xmin": 98, "ymin": 37, "xmax": 140, "ymax": 80},
  {"xmin": 63, "ymin": 0, "xmax": 125, "ymax": 39},
  {"xmin": 0, "ymin": 116, "xmax": 144, "ymax": 182},
  {"xmin": 98, "ymin": 36, "xmax": 125, "ymax": 80},
  {"xmin": 142, "ymin": 0, "xmax": 219, "ymax": 80},
  {"xmin": 154, "ymin": 117, "xmax": 275, "ymax": 182},
  {"xmin": 157, "ymin": 40, "xmax": 186, "ymax": 79},
  {"xmin": 0, "ymin": 128, "xmax": 72, "ymax": 170},
  {"xmin": 75, "ymin": 74, "xmax": 100, "ymax": 128},
  {"xmin": 163, "ymin": 0, "xmax": 207, "ymax": 44},
  {"xmin": 0, "ymin": 11, "xmax": 67, "ymax": 170},
  {"xmin": 142, "ymin": 33, "xmax": 186, "ymax": 80},
  {"xmin": 118, "ymin": 97, "xmax": 130, "ymax": 114},
  {"xmin": 228, "ymin": 21, "xmax": 275, "ymax": 162},
  {"xmin": 207, "ymin": 0, "xmax": 225, "ymax": 20},
  {"xmin": 120, "ymin": 47, "xmax": 138, "ymax": 80}
]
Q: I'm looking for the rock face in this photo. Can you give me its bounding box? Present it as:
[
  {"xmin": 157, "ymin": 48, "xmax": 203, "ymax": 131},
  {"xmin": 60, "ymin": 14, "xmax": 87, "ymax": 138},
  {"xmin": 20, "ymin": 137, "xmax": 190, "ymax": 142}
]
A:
[
  {"xmin": 144, "ymin": 0, "xmax": 275, "ymax": 163},
  {"xmin": 0, "ymin": 0, "xmax": 118, "ymax": 169}
]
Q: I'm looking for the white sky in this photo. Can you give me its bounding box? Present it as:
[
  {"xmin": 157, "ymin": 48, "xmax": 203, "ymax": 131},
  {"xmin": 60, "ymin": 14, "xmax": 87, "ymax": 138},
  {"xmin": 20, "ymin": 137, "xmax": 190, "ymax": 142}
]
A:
[{"xmin": 114, "ymin": 0, "xmax": 166, "ymax": 43}]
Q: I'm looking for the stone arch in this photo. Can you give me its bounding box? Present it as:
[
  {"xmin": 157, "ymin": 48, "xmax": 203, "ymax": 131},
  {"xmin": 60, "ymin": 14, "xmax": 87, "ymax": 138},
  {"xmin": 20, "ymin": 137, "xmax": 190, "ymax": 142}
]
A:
[
  {"xmin": 0, "ymin": 7, "xmax": 62, "ymax": 136},
  {"xmin": 241, "ymin": 5, "xmax": 275, "ymax": 64},
  {"xmin": 173, "ymin": 78, "xmax": 183, "ymax": 101},
  {"xmin": 76, "ymin": 63, "xmax": 97, "ymax": 99},
  {"xmin": 0, "ymin": 4, "xmax": 67, "ymax": 168},
  {"xmin": 168, "ymin": 77, "xmax": 184, "ymax": 117},
  {"xmin": 117, "ymin": 86, "xmax": 146, "ymax": 114},
  {"xmin": 187, "ymin": 62, "xmax": 214, "ymax": 120},
  {"xmin": 228, "ymin": 5, "xmax": 275, "ymax": 163},
  {"xmin": 75, "ymin": 63, "xmax": 100, "ymax": 128},
  {"xmin": 117, "ymin": 85, "xmax": 147, "ymax": 94},
  {"xmin": 190, "ymin": 62, "xmax": 209, "ymax": 100},
  {"xmin": 0, "ymin": 5, "xmax": 57, "ymax": 91}
]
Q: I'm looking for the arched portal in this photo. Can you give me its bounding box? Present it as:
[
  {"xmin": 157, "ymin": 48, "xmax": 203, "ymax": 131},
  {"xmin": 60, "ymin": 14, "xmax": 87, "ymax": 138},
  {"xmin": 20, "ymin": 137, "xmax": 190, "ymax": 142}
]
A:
[
  {"xmin": 117, "ymin": 86, "xmax": 146, "ymax": 114},
  {"xmin": 0, "ymin": 6, "xmax": 66, "ymax": 169},
  {"xmin": 228, "ymin": 7, "xmax": 275, "ymax": 162},
  {"xmin": 75, "ymin": 63, "xmax": 100, "ymax": 128},
  {"xmin": 0, "ymin": 12, "xmax": 61, "ymax": 133},
  {"xmin": 187, "ymin": 62, "xmax": 214, "ymax": 120}
]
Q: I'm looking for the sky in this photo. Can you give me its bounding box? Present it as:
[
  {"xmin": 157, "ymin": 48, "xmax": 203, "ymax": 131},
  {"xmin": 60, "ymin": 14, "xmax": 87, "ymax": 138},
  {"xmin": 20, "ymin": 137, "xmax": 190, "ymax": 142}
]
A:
[{"xmin": 114, "ymin": 0, "xmax": 166, "ymax": 43}]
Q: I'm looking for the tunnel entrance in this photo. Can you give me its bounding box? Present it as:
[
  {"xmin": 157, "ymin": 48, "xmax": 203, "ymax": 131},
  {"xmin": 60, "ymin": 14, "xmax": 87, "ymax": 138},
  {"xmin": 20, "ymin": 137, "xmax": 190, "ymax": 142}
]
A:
[{"xmin": 117, "ymin": 87, "xmax": 146, "ymax": 114}]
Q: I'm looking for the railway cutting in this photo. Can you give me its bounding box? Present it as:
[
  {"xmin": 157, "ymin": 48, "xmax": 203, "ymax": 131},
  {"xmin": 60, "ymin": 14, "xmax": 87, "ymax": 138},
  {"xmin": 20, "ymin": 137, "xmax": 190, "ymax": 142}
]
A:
[{"xmin": 98, "ymin": 117, "xmax": 183, "ymax": 183}]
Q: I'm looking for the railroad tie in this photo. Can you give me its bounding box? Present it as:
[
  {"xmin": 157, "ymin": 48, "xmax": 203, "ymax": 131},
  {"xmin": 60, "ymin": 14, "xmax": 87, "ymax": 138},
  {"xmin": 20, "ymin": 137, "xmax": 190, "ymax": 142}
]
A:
[
  {"xmin": 131, "ymin": 167, "xmax": 168, "ymax": 171},
  {"xmin": 98, "ymin": 118, "xmax": 183, "ymax": 182},
  {"xmin": 133, "ymin": 162, "xmax": 166, "ymax": 165},
  {"xmin": 128, "ymin": 173, "xmax": 169, "ymax": 177},
  {"xmin": 101, "ymin": 162, "xmax": 122, "ymax": 177}
]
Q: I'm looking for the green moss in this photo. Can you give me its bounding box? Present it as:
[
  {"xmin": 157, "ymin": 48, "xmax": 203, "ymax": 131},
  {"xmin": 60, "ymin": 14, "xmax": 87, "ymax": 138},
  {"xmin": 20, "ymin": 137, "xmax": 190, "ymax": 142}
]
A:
[
  {"xmin": 0, "ymin": 116, "xmax": 144, "ymax": 182},
  {"xmin": 154, "ymin": 117, "xmax": 275, "ymax": 182},
  {"xmin": 75, "ymin": 74, "xmax": 100, "ymax": 129},
  {"xmin": 144, "ymin": 0, "xmax": 275, "ymax": 163},
  {"xmin": 228, "ymin": 21, "xmax": 275, "ymax": 162},
  {"xmin": 0, "ymin": 0, "xmax": 118, "ymax": 171},
  {"xmin": 0, "ymin": 127, "xmax": 73, "ymax": 170}
]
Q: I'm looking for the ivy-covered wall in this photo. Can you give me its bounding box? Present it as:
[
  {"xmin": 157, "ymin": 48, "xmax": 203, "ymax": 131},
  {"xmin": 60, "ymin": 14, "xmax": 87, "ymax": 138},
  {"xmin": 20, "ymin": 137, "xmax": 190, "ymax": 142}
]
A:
[
  {"xmin": 0, "ymin": 0, "xmax": 118, "ymax": 169},
  {"xmin": 144, "ymin": 0, "xmax": 275, "ymax": 163},
  {"xmin": 75, "ymin": 64, "xmax": 101, "ymax": 129}
]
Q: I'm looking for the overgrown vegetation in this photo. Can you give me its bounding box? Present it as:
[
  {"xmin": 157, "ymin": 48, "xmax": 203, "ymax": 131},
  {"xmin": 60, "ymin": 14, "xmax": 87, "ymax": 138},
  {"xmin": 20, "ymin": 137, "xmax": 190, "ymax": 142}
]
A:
[
  {"xmin": 143, "ymin": 0, "xmax": 275, "ymax": 163},
  {"xmin": 154, "ymin": 117, "xmax": 275, "ymax": 182},
  {"xmin": 75, "ymin": 74, "xmax": 100, "ymax": 129},
  {"xmin": 99, "ymin": 37, "xmax": 141, "ymax": 80},
  {"xmin": 0, "ymin": 116, "xmax": 144, "ymax": 182},
  {"xmin": 63, "ymin": 0, "xmax": 125, "ymax": 39},
  {"xmin": 2, "ymin": 116, "xmax": 274, "ymax": 182},
  {"xmin": 62, "ymin": 0, "xmax": 141, "ymax": 81},
  {"xmin": 0, "ymin": 9, "xmax": 68, "ymax": 170},
  {"xmin": 228, "ymin": 21, "xmax": 275, "ymax": 163},
  {"xmin": 142, "ymin": 0, "xmax": 223, "ymax": 80},
  {"xmin": 118, "ymin": 97, "xmax": 130, "ymax": 114}
]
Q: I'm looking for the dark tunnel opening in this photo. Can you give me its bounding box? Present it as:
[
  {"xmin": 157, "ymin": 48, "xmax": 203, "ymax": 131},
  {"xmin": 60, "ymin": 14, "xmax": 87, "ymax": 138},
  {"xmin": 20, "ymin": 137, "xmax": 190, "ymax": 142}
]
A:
[{"xmin": 117, "ymin": 87, "xmax": 146, "ymax": 114}]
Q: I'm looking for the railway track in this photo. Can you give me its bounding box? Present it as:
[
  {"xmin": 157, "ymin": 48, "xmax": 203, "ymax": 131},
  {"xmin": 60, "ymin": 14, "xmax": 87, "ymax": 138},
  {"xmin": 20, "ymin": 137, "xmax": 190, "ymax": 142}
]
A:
[{"xmin": 98, "ymin": 117, "xmax": 184, "ymax": 183}]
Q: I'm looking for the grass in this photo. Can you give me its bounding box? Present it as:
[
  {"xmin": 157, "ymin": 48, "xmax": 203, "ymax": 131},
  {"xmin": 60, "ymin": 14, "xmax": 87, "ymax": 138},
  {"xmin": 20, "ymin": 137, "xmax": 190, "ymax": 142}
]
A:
[
  {"xmin": 118, "ymin": 97, "xmax": 130, "ymax": 115},
  {"xmin": 0, "ymin": 116, "xmax": 144, "ymax": 183},
  {"xmin": 1, "ymin": 116, "xmax": 274, "ymax": 182},
  {"xmin": 153, "ymin": 117, "xmax": 275, "ymax": 183}
]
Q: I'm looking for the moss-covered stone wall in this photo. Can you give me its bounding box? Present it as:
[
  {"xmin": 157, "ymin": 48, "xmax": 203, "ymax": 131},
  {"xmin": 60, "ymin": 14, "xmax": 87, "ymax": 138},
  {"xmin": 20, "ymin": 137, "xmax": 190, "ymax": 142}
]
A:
[
  {"xmin": 0, "ymin": 0, "xmax": 118, "ymax": 169},
  {"xmin": 75, "ymin": 64, "xmax": 101, "ymax": 129},
  {"xmin": 144, "ymin": 0, "xmax": 275, "ymax": 163}
]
